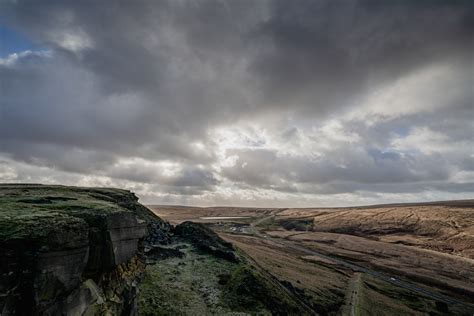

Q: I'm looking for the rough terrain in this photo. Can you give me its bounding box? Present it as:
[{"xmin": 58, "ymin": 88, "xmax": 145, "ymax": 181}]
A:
[
  {"xmin": 1, "ymin": 184, "xmax": 317, "ymax": 316},
  {"xmin": 151, "ymin": 201, "xmax": 474, "ymax": 315},
  {"xmin": 2, "ymin": 185, "xmax": 472, "ymax": 315}
]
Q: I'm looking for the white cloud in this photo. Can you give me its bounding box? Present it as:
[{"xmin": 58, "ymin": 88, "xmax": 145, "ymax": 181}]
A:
[
  {"xmin": 50, "ymin": 30, "xmax": 93, "ymax": 52},
  {"xmin": 350, "ymin": 62, "xmax": 471, "ymax": 124},
  {"xmin": 391, "ymin": 126, "xmax": 473, "ymax": 155},
  {"xmin": 0, "ymin": 50, "xmax": 51, "ymax": 67}
]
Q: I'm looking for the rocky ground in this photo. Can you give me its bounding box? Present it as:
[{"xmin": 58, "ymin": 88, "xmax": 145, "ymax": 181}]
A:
[
  {"xmin": 0, "ymin": 184, "xmax": 316, "ymax": 316},
  {"xmin": 139, "ymin": 220, "xmax": 315, "ymax": 315}
]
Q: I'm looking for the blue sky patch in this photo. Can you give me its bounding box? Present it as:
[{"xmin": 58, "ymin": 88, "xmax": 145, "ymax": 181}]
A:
[{"xmin": 0, "ymin": 25, "xmax": 38, "ymax": 58}]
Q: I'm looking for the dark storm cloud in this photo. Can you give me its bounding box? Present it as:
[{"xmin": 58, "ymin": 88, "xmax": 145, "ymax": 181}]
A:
[
  {"xmin": 0, "ymin": 0, "xmax": 472, "ymax": 201},
  {"xmin": 0, "ymin": 0, "xmax": 261, "ymax": 153},
  {"xmin": 249, "ymin": 0, "xmax": 473, "ymax": 114},
  {"xmin": 4, "ymin": 0, "xmax": 470, "ymax": 118}
]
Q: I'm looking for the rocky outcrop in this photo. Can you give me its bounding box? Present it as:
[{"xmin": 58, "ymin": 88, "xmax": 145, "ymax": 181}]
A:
[
  {"xmin": 174, "ymin": 221, "xmax": 238, "ymax": 262},
  {"xmin": 85, "ymin": 213, "xmax": 147, "ymax": 277},
  {"xmin": 0, "ymin": 184, "xmax": 167, "ymax": 316}
]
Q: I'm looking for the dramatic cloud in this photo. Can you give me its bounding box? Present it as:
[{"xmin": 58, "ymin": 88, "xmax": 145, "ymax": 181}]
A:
[{"xmin": 0, "ymin": 0, "xmax": 472, "ymax": 206}]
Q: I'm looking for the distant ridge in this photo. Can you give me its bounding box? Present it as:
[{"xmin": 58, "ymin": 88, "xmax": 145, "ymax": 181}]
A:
[{"xmin": 147, "ymin": 199, "xmax": 474, "ymax": 209}]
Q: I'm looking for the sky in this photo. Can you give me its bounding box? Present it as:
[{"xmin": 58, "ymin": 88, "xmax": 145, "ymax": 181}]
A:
[{"xmin": 0, "ymin": 0, "xmax": 473, "ymax": 207}]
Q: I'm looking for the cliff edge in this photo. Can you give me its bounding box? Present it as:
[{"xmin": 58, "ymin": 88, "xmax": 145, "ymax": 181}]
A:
[{"xmin": 0, "ymin": 184, "xmax": 169, "ymax": 315}]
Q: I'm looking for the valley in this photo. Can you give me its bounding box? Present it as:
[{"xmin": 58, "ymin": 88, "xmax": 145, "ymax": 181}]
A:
[
  {"xmin": 1, "ymin": 184, "xmax": 472, "ymax": 315},
  {"xmin": 150, "ymin": 201, "xmax": 474, "ymax": 315}
]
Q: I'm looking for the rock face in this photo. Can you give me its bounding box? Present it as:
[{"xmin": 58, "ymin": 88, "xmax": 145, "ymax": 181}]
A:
[{"xmin": 0, "ymin": 184, "xmax": 166, "ymax": 316}]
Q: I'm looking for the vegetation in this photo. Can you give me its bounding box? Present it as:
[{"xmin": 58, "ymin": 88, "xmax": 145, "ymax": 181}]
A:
[
  {"xmin": 278, "ymin": 218, "xmax": 314, "ymax": 231},
  {"xmin": 138, "ymin": 243, "xmax": 238, "ymax": 315},
  {"xmin": 4, "ymin": 185, "xmax": 472, "ymax": 315},
  {"xmin": 222, "ymin": 264, "xmax": 313, "ymax": 315},
  {"xmin": 0, "ymin": 185, "xmax": 134, "ymax": 242},
  {"xmin": 138, "ymin": 236, "xmax": 314, "ymax": 316}
]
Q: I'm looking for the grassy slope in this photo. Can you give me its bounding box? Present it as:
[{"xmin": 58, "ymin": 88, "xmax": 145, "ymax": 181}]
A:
[
  {"xmin": 138, "ymin": 241, "xmax": 314, "ymax": 316},
  {"xmin": 221, "ymin": 234, "xmax": 348, "ymax": 315},
  {"xmin": 138, "ymin": 243, "xmax": 238, "ymax": 315},
  {"xmin": 358, "ymin": 274, "xmax": 473, "ymax": 316}
]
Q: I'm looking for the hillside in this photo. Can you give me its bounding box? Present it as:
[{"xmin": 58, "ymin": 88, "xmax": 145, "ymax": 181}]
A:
[
  {"xmin": 276, "ymin": 203, "xmax": 474, "ymax": 259},
  {"xmin": 0, "ymin": 184, "xmax": 314, "ymax": 315},
  {"xmin": 151, "ymin": 201, "xmax": 474, "ymax": 315}
]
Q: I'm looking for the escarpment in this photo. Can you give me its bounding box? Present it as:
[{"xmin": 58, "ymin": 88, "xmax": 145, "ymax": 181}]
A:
[
  {"xmin": 0, "ymin": 184, "xmax": 168, "ymax": 315},
  {"xmin": 1, "ymin": 184, "xmax": 315, "ymax": 316}
]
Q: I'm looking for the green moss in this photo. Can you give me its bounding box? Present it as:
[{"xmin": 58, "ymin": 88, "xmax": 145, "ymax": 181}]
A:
[
  {"xmin": 137, "ymin": 240, "xmax": 317, "ymax": 316},
  {"xmin": 0, "ymin": 184, "xmax": 148, "ymax": 246},
  {"xmin": 0, "ymin": 184, "xmax": 170, "ymax": 315},
  {"xmin": 138, "ymin": 244, "xmax": 239, "ymax": 315}
]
